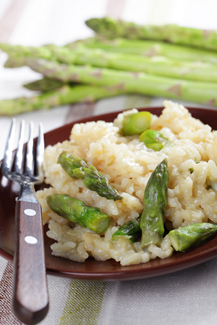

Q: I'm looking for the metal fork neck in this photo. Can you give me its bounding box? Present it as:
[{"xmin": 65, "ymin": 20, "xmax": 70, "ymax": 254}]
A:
[{"xmin": 17, "ymin": 182, "xmax": 39, "ymax": 203}]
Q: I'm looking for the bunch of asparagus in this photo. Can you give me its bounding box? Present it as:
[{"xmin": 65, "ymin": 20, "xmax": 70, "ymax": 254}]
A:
[{"xmin": 1, "ymin": 17, "xmax": 217, "ymax": 115}]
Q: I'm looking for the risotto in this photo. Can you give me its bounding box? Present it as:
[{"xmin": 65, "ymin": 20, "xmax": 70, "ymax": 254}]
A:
[{"xmin": 36, "ymin": 100, "xmax": 217, "ymax": 266}]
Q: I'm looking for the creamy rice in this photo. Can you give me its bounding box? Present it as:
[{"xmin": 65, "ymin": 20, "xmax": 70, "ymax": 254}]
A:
[{"xmin": 36, "ymin": 100, "xmax": 217, "ymax": 266}]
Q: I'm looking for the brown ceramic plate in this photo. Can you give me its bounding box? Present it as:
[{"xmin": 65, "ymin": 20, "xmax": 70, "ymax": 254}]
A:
[{"xmin": 1, "ymin": 106, "xmax": 217, "ymax": 281}]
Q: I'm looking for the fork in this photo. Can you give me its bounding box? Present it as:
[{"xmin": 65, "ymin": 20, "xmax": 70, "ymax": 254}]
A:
[{"xmin": 2, "ymin": 119, "xmax": 49, "ymax": 325}]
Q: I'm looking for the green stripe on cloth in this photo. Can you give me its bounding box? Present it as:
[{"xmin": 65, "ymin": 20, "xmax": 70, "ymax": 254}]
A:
[
  {"xmin": 60, "ymin": 280, "xmax": 106, "ymax": 325},
  {"xmin": 124, "ymin": 94, "xmax": 153, "ymax": 110}
]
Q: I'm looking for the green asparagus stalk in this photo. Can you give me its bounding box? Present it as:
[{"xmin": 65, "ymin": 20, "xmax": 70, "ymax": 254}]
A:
[
  {"xmin": 47, "ymin": 194, "xmax": 110, "ymax": 233},
  {"xmin": 25, "ymin": 58, "xmax": 217, "ymax": 107},
  {"xmin": 0, "ymin": 43, "xmax": 52, "ymax": 67},
  {"xmin": 3, "ymin": 43, "xmax": 217, "ymax": 82},
  {"xmin": 67, "ymin": 37, "xmax": 217, "ymax": 65},
  {"xmin": 85, "ymin": 17, "xmax": 217, "ymax": 51},
  {"xmin": 58, "ymin": 151, "xmax": 87, "ymax": 172},
  {"xmin": 112, "ymin": 215, "xmax": 141, "ymax": 243},
  {"xmin": 4, "ymin": 56, "xmax": 24, "ymax": 68},
  {"xmin": 140, "ymin": 158, "xmax": 169, "ymax": 248},
  {"xmin": 23, "ymin": 77, "xmax": 66, "ymax": 92},
  {"xmin": 168, "ymin": 223, "xmax": 217, "ymax": 251},
  {"xmin": 0, "ymin": 84, "xmax": 126, "ymax": 115},
  {"xmin": 37, "ymin": 48, "xmax": 217, "ymax": 83},
  {"xmin": 58, "ymin": 151, "xmax": 122, "ymax": 201}
]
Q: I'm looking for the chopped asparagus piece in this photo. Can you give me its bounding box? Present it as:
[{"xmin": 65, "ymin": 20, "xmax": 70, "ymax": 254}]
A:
[
  {"xmin": 169, "ymin": 223, "xmax": 217, "ymax": 251},
  {"xmin": 58, "ymin": 151, "xmax": 122, "ymax": 201},
  {"xmin": 58, "ymin": 151, "xmax": 87, "ymax": 177},
  {"xmin": 122, "ymin": 111, "xmax": 151, "ymax": 136},
  {"xmin": 112, "ymin": 216, "xmax": 141, "ymax": 243},
  {"xmin": 47, "ymin": 194, "xmax": 110, "ymax": 233},
  {"xmin": 140, "ymin": 159, "xmax": 169, "ymax": 248},
  {"xmin": 140, "ymin": 129, "xmax": 171, "ymax": 151}
]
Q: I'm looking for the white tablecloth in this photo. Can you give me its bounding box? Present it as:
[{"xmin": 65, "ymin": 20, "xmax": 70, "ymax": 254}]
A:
[{"xmin": 1, "ymin": 1, "xmax": 217, "ymax": 324}]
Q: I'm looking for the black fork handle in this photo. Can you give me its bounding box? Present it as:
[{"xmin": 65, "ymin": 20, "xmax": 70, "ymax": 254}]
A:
[{"xmin": 13, "ymin": 199, "xmax": 49, "ymax": 325}]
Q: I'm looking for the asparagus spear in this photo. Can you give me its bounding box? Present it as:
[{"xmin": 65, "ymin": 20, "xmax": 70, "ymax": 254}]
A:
[
  {"xmin": 25, "ymin": 58, "xmax": 217, "ymax": 107},
  {"xmin": 85, "ymin": 17, "xmax": 217, "ymax": 51},
  {"xmin": 58, "ymin": 151, "xmax": 122, "ymax": 201},
  {"xmin": 140, "ymin": 158, "xmax": 169, "ymax": 248},
  {"xmin": 0, "ymin": 43, "xmax": 52, "ymax": 67},
  {"xmin": 58, "ymin": 151, "xmax": 87, "ymax": 172},
  {"xmin": 140, "ymin": 129, "xmax": 171, "ymax": 151},
  {"xmin": 23, "ymin": 77, "xmax": 66, "ymax": 92},
  {"xmin": 0, "ymin": 84, "xmax": 125, "ymax": 115},
  {"xmin": 3, "ymin": 43, "xmax": 217, "ymax": 82},
  {"xmin": 122, "ymin": 111, "xmax": 151, "ymax": 136},
  {"xmin": 169, "ymin": 223, "xmax": 217, "ymax": 251},
  {"xmin": 67, "ymin": 37, "xmax": 217, "ymax": 65},
  {"xmin": 112, "ymin": 216, "xmax": 141, "ymax": 243},
  {"xmin": 47, "ymin": 194, "xmax": 110, "ymax": 233}
]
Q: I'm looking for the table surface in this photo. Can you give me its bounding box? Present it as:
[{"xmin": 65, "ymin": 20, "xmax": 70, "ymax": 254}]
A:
[{"xmin": 1, "ymin": 1, "xmax": 217, "ymax": 324}]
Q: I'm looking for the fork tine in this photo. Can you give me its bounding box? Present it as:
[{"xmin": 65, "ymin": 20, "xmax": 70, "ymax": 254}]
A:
[
  {"xmin": 26, "ymin": 121, "xmax": 34, "ymax": 176},
  {"xmin": 36, "ymin": 123, "xmax": 44, "ymax": 181},
  {"xmin": 15, "ymin": 120, "xmax": 25, "ymax": 174},
  {"xmin": 2, "ymin": 118, "xmax": 16, "ymax": 176}
]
